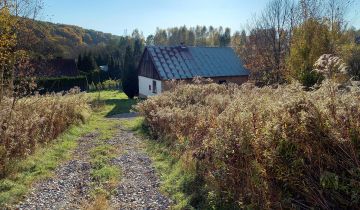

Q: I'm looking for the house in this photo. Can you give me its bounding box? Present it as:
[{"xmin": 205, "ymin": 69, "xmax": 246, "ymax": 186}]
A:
[{"xmin": 137, "ymin": 45, "xmax": 250, "ymax": 97}]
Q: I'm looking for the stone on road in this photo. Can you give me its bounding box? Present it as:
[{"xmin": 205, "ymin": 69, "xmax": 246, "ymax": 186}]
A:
[{"xmin": 110, "ymin": 128, "xmax": 172, "ymax": 209}]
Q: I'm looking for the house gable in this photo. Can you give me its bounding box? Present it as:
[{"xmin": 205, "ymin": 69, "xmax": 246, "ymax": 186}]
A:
[{"xmin": 138, "ymin": 48, "xmax": 161, "ymax": 80}]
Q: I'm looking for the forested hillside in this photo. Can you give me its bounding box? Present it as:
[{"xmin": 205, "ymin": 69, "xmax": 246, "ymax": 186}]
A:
[{"xmin": 19, "ymin": 19, "xmax": 121, "ymax": 58}]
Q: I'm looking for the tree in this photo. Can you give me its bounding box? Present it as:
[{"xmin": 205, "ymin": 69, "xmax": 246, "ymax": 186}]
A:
[
  {"xmin": 133, "ymin": 33, "xmax": 144, "ymax": 65},
  {"xmin": 342, "ymin": 43, "xmax": 360, "ymax": 80},
  {"xmin": 232, "ymin": 30, "xmax": 247, "ymax": 58},
  {"xmin": 0, "ymin": 6, "xmax": 17, "ymax": 100},
  {"xmin": 299, "ymin": 0, "xmax": 323, "ymax": 21},
  {"xmin": 287, "ymin": 19, "xmax": 331, "ymax": 86},
  {"xmin": 107, "ymin": 56, "xmax": 121, "ymax": 79},
  {"xmin": 79, "ymin": 53, "xmax": 98, "ymax": 73},
  {"xmin": 154, "ymin": 28, "xmax": 168, "ymax": 45},
  {"xmin": 146, "ymin": 35, "xmax": 154, "ymax": 46},
  {"xmin": 220, "ymin": 27, "xmax": 231, "ymax": 47},
  {"xmin": 188, "ymin": 30, "xmax": 195, "ymax": 46},
  {"xmin": 122, "ymin": 46, "xmax": 138, "ymax": 99},
  {"xmin": 240, "ymin": 0, "xmax": 296, "ymax": 84},
  {"xmin": 242, "ymin": 28, "xmax": 278, "ymax": 84},
  {"xmin": 324, "ymin": 0, "xmax": 354, "ymax": 53},
  {"xmin": 0, "ymin": 0, "xmax": 43, "ymax": 100},
  {"xmin": 77, "ymin": 54, "xmax": 83, "ymax": 70}
]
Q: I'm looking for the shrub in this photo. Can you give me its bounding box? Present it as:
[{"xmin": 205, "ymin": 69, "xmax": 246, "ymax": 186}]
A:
[
  {"xmin": 136, "ymin": 81, "xmax": 360, "ymax": 209},
  {"xmin": 88, "ymin": 80, "xmax": 121, "ymax": 92},
  {"xmin": 347, "ymin": 47, "xmax": 360, "ymax": 80},
  {"xmin": 36, "ymin": 76, "xmax": 88, "ymax": 93},
  {"xmin": 0, "ymin": 88, "xmax": 90, "ymax": 178}
]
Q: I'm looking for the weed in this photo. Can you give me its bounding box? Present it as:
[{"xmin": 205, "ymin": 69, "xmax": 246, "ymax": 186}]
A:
[
  {"xmin": 136, "ymin": 80, "xmax": 360, "ymax": 209},
  {"xmin": 0, "ymin": 90, "xmax": 132, "ymax": 207}
]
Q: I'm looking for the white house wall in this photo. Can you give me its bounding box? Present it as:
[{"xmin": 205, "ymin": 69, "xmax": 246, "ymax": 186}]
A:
[{"xmin": 138, "ymin": 76, "xmax": 162, "ymax": 97}]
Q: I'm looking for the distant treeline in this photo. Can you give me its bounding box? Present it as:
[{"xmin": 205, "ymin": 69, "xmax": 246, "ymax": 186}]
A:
[{"xmin": 146, "ymin": 26, "xmax": 232, "ymax": 47}]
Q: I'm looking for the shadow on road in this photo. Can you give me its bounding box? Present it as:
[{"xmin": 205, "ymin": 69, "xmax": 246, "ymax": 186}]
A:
[{"xmin": 104, "ymin": 98, "xmax": 138, "ymax": 117}]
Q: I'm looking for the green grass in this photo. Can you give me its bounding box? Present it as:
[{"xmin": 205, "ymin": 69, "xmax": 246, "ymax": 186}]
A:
[
  {"xmin": 91, "ymin": 165, "xmax": 121, "ymax": 183},
  {"xmin": 88, "ymin": 142, "xmax": 121, "ymax": 209},
  {"xmin": 120, "ymin": 117, "xmax": 146, "ymax": 132},
  {"xmin": 89, "ymin": 144, "xmax": 121, "ymax": 183},
  {"xmin": 0, "ymin": 90, "xmax": 135, "ymax": 207},
  {"xmin": 88, "ymin": 90, "xmax": 139, "ymax": 117}
]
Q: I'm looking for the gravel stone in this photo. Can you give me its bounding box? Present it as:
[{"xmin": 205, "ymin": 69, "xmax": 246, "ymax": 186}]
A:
[
  {"xmin": 109, "ymin": 127, "xmax": 172, "ymax": 209},
  {"xmin": 18, "ymin": 132, "xmax": 99, "ymax": 210}
]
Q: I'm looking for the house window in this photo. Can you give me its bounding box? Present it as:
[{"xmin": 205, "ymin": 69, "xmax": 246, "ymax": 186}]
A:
[
  {"xmin": 152, "ymin": 80, "xmax": 157, "ymax": 93},
  {"xmin": 219, "ymin": 80, "xmax": 227, "ymax": 84},
  {"xmin": 149, "ymin": 85, "xmax": 151, "ymax": 91}
]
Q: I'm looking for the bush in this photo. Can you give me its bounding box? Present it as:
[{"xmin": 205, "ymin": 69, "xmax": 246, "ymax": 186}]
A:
[
  {"xmin": 300, "ymin": 69, "xmax": 323, "ymax": 88},
  {"xmin": 136, "ymin": 81, "xmax": 360, "ymax": 209},
  {"xmin": 88, "ymin": 80, "xmax": 121, "ymax": 92},
  {"xmin": 36, "ymin": 76, "xmax": 88, "ymax": 93},
  {"xmin": 0, "ymin": 88, "xmax": 90, "ymax": 178},
  {"xmin": 347, "ymin": 47, "xmax": 360, "ymax": 80}
]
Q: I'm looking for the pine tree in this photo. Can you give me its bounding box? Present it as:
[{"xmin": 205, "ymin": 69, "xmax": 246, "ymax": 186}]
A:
[
  {"xmin": 220, "ymin": 28, "xmax": 231, "ymax": 47},
  {"xmin": 133, "ymin": 37, "xmax": 143, "ymax": 66},
  {"xmin": 115, "ymin": 58, "xmax": 122, "ymax": 79},
  {"xmin": 122, "ymin": 46, "xmax": 138, "ymax": 99},
  {"xmin": 77, "ymin": 54, "xmax": 83, "ymax": 71},
  {"xmin": 81, "ymin": 53, "xmax": 98, "ymax": 73}
]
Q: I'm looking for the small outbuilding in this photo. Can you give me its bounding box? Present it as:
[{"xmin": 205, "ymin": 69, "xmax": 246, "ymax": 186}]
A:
[{"xmin": 137, "ymin": 45, "xmax": 250, "ymax": 98}]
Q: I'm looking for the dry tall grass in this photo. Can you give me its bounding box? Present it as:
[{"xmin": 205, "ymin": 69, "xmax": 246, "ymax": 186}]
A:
[
  {"xmin": 0, "ymin": 88, "xmax": 90, "ymax": 177},
  {"xmin": 136, "ymin": 81, "xmax": 360, "ymax": 209}
]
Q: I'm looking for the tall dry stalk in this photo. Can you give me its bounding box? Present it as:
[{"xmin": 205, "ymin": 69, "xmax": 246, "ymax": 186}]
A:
[{"xmin": 136, "ymin": 80, "xmax": 360, "ymax": 209}]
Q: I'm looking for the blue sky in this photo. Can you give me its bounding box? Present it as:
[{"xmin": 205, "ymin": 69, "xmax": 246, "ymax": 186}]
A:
[{"xmin": 41, "ymin": 0, "xmax": 360, "ymax": 37}]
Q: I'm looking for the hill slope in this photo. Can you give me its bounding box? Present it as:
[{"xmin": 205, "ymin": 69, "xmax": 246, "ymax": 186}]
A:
[{"xmin": 19, "ymin": 19, "xmax": 121, "ymax": 59}]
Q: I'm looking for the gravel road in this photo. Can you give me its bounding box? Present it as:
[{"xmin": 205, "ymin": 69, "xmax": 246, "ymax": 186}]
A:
[
  {"xmin": 110, "ymin": 128, "xmax": 172, "ymax": 209},
  {"xmin": 18, "ymin": 132, "xmax": 98, "ymax": 210},
  {"xmin": 17, "ymin": 117, "xmax": 171, "ymax": 210}
]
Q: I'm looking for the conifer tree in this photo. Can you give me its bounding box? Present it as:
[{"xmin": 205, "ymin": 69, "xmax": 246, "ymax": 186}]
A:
[
  {"xmin": 77, "ymin": 54, "xmax": 83, "ymax": 71},
  {"xmin": 81, "ymin": 53, "xmax": 98, "ymax": 73},
  {"xmin": 122, "ymin": 46, "xmax": 138, "ymax": 99}
]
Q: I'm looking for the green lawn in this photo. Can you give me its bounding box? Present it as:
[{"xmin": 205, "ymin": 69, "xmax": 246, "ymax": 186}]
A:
[
  {"xmin": 87, "ymin": 90, "xmax": 139, "ymax": 117},
  {"xmin": 0, "ymin": 90, "xmax": 137, "ymax": 208}
]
